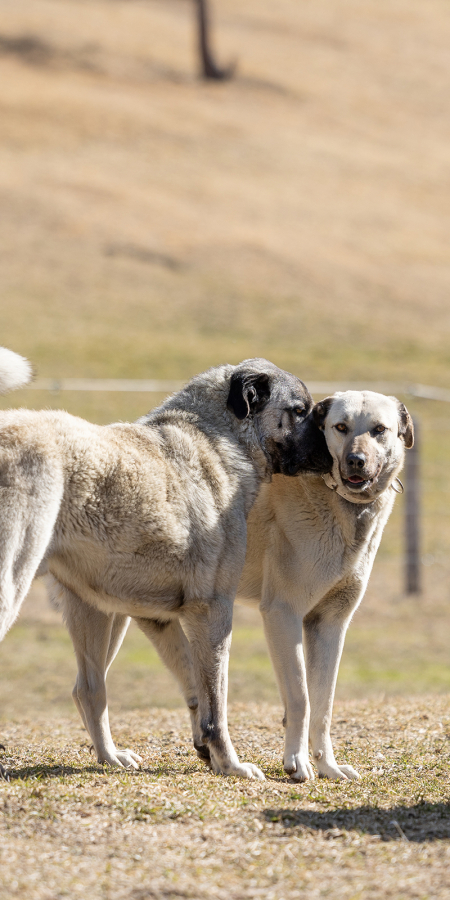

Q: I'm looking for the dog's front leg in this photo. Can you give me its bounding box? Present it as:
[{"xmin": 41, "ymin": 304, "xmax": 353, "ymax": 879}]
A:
[
  {"xmin": 303, "ymin": 594, "xmax": 361, "ymax": 781},
  {"xmin": 182, "ymin": 599, "xmax": 264, "ymax": 780},
  {"xmin": 261, "ymin": 601, "xmax": 314, "ymax": 782}
]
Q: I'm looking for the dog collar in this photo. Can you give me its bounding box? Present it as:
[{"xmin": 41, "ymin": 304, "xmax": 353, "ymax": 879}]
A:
[
  {"xmin": 321, "ymin": 473, "xmax": 338, "ymax": 492},
  {"xmin": 321, "ymin": 473, "xmax": 404, "ymax": 502},
  {"xmin": 320, "ymin": 473, "xmax": 355, "ymax": 500}
]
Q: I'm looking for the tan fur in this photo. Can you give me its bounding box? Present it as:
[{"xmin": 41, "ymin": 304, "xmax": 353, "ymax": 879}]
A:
[
  {"xmin": 56, "ymin": 388, "xmax": 410, "ymax": 782},
  {"xmin": 238, "ymin": 390, "xmax": 413, "ymax": 780},
  {"xmin": 0, "ymin": 349, "xmax": 331, "ymax": 779}
]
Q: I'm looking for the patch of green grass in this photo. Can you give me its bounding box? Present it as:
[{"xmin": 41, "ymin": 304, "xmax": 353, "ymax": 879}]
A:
[{"xmin": 3, "ymin": 275, "xmax": 450, "ymax": 386}]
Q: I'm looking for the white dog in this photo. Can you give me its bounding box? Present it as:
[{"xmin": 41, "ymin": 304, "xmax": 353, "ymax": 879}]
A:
[
  {"xmin": 0, "ymin": 347, "xmax": 330, "ymax": 779},
  {"xmin": 238, "ymin": 390, "xmax": 413, "ymax": 780}
]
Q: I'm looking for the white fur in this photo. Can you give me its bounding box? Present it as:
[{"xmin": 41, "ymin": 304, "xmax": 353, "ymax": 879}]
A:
[
  {"xmin": 0, "ymin": 351, "xmax": 317, "ymax": 780},
  {"xmin": 238, "ymin": 390, "xmax": 411, "ymax": 781},
  {"xmin": 0, "ymin": 347, "xmax": 33, "ymax": 393}
]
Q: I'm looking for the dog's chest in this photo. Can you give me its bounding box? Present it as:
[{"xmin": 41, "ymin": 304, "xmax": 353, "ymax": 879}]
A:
[
  {"xmin": 276, "ymin": 487, "xmax": 387, "ymax": 603},
  {"xmin": 316, "ymin": 494, "xmax": 383, "ymax": 571}
]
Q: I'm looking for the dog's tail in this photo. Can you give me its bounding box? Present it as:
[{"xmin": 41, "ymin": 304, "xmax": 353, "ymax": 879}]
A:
[{"xmin": 0, "ymin": 347, "xmax": 33, "ymax": 394}]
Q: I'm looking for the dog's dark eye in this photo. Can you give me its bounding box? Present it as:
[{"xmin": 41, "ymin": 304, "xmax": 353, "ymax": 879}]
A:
[
  {"xmin": 293, "ymin": 407, "xmax": 305, "ymax": 417},
  {"xmin": 335, "ymin": 423, "xmax": 348, "ymax": 434},
  {"xmin": 374, "ymin": 424, "xmax": 386, "ymax": 434}
]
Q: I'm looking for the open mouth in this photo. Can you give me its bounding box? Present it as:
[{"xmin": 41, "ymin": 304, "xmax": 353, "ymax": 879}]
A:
[{"xmin": 344, "ymin": 474, "xmax": 370, "ymax": 490}]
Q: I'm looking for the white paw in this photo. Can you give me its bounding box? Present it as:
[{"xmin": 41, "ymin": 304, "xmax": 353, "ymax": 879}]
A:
[
  {"xmin": 236, "ymin": 762, "xmax": 265, "ymax": 781},
  {"xmin": 212, "ymin": 759, "xmax": 265, "ymax": 780},
  {"xmin": 336, "ymin": 763, "xmax": 360, "ymax": 781},
  {"xmin": 317, "ymin": 761, "xmax": 360, "ymax": 781},
  {"xmin": 284, "ymin": 754, "xmax": 315, "ymax": 782},
  {"xmin": 99, "ymin": 749, "xmax": 143, "ymax": 770}
]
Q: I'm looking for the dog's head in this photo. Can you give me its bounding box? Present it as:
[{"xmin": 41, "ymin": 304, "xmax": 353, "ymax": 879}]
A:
[
  {"xmin": 313, "ymin": 390, "xmax": 414, "ymax": 503},
  {"xmin": 227, "ymin": 359, "xmax": 332, "ymax": 477}
]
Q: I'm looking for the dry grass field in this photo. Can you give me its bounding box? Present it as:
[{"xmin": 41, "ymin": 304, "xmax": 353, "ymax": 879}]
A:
[
  {"xmin": 0, "ymin": 0, "xmax": 449, "ymax": 383},
  {"xmin": 1, "ymin": 0, "xmax": 450, "ymax": 897},
  {"xmin": 1, "ymin": 698, "xmax": 450, "ymax": 900}
]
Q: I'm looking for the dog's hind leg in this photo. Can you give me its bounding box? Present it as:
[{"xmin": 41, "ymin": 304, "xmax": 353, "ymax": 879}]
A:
[
  {"xmin": 105, "ymin": 613, "xmax": 131, "ymax": 674},
  {"xmin": 74, "ymin": 612, "xmax": 131, "ymax": 734},
  {"xmin": 134, "ymin": 617, "xmax": 211, "ymax": 764},
  {"xmin": 58, "ymin": 584, "xmax": 142, "ymax": 770}
]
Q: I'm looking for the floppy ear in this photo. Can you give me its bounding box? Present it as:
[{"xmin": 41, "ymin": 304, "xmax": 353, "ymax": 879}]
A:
[
  {"xmin": 227, "ymin": 372, "xmax": 271, "ymax": 420},
  {"xmin": 397, "ymin": 401, "xmax": 414, "ymax": 448},
  {"xmin": 312, "ymin": 396, "xmax": 333, "ymax": 430}
]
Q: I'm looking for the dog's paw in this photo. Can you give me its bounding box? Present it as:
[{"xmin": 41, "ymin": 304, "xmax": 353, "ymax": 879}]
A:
[
  {"xmin": 284, "ymin": 754, "xmax": 315, "ymax": 782},
  {"xmin": 100, "ymin": 749, "xmax": 143, "ymax": 770},
  {"xmin": 334, "ymin": 763, "xmax": 360, "ymax": 781},
  {"xmin": 212, "ymin": 759, "xmax": 265, "ymax": 780},
  {"xmin": 316, "ymin": 760, "xmax": 360, "ymax": 781},
  {"xmin": 231, "ymin": 762, "xmax": 265, "ymax": 781}
]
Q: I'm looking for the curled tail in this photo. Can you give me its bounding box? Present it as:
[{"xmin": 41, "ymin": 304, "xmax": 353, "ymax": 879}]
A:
[{"xmin": 0, "ymin": 347, "xmax": 33, "ymax": 394}]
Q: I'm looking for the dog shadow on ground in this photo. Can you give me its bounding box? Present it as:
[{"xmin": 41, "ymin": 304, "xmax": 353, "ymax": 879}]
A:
[
  {"xmin": 262, "ymin": 803, "xmax": 450, "ymax": 842},
  {"xmin": 3, "ymin": 759, "xmax": 209, "ymax": 782},
  {"xmin": 4, "ymin": 763, "xmax": 102, "ymax": 782}
]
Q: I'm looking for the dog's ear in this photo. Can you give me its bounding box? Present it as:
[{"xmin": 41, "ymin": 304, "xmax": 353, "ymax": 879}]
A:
[
  {"xmin": 227, "ymin": 372, "xmax": 271, "ymax": 420},
  {"xmin": 312, "ymin": 396, "xmax": 333, "ymax": 430},
  {"xmin": 396, "ymin": 401, "xmax": 414, "ymax": 448}
]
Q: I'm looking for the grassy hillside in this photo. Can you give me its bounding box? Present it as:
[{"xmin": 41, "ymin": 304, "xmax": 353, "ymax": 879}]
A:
[{"xmin": 0, "ymin": 0, "xmax": 449, "ymax": 384}]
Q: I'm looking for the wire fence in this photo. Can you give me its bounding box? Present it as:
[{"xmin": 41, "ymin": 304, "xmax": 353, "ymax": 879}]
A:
[{"xmin": 26, "ymin": 378, "xmax": 450, "ymax": 402}]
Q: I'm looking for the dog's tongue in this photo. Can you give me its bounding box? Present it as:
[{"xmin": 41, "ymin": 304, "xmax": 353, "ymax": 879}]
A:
[{"xmin": 348, "ymin": 475, "xmax": 365, "ymax": 484}]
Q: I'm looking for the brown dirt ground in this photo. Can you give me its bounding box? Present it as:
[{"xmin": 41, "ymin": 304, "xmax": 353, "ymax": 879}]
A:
[
  {"xmin": 1, "ymin": 698, "xmax": 450, "ymax": 900},
  {"xmin": 1, "ymin": 574, "xmax": 450, "ymax": 899}
]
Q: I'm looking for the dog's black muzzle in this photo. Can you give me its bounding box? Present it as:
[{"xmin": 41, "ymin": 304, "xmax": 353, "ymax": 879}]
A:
[{"xmin": 268, "ymin": 414, "xmax": 333, "ymax": 477}]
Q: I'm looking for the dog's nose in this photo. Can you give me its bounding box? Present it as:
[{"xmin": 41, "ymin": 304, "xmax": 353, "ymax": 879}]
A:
[{"xmin": 347, "ymin": 452, "xmax": 366, "ymax": 470}]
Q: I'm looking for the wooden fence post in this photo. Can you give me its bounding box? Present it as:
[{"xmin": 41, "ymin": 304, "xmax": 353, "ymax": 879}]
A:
[
  {"xmin": 405, "ymin": 418, "xmax": 421, "ymax": 594},
  {"xmin": 195, "ymin": 0, "xmax": 235, "ymax": 80}
]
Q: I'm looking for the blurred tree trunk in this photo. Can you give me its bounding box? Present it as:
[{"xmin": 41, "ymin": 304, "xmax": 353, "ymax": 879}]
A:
[{"xmin": 195, "ymin": 0, "xmax": 235, "ymax": 80}]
